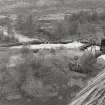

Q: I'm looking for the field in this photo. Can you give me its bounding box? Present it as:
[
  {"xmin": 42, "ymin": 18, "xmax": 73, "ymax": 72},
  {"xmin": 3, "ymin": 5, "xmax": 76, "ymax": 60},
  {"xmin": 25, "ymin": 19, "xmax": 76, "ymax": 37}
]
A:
[
  {"xmin": 0, "ymin": 46, "xmax": 103, "ymax": 105},
  {"xmin": 0, "ymin": 0, "xmax": 105, "ymax": 105}
]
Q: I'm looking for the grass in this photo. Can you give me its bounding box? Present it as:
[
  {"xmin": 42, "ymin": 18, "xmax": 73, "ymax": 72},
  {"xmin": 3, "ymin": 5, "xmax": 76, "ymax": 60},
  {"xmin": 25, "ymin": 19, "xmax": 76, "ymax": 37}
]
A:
[{"xmin": 0, "ymin": 46, "xmax": 103, "ymax": 105}]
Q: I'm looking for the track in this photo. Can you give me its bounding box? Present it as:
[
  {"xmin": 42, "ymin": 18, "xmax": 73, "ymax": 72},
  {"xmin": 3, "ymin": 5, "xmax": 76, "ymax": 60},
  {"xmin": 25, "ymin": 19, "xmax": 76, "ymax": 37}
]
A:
[{"xmin": 69, "ymin": 68, "xmax": 105, "ymax": 105}]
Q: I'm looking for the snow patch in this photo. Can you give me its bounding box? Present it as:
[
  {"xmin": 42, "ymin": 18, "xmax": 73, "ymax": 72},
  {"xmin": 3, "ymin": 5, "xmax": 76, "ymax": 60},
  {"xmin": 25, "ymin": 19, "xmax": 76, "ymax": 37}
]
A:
[
  {"xmin": 85, "ymin": 46, "xmax": 100, "ymax": 54},
  {"xmin": 98, "ymin": 55, "xmax": 105, "ymax": 60},
  {"xmin": 10, "ymin": 41, "xmax": 84, "ymax": 50}
]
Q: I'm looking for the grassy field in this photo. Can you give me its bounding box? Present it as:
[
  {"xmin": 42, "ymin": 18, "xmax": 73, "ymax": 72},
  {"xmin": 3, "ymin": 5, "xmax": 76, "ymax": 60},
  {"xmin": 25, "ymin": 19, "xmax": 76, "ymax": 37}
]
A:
[{"xmin": 0, "ymin": 46, "xmax": 103, "ymax": 105}]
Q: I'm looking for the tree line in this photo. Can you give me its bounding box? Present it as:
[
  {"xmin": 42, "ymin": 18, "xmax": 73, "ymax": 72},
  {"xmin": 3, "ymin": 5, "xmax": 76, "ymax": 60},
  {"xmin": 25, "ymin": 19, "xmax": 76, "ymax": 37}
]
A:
[{"xmin": 1, "ymin": 11, "xmax": 105, "ymax": 42}]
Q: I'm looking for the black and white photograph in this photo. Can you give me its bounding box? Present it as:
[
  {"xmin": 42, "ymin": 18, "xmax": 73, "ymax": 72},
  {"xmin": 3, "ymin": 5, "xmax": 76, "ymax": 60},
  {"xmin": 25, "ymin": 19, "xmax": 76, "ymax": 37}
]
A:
[{"xmin": 0, "ymin": 0, "xmax": 105, "ymax": 105}]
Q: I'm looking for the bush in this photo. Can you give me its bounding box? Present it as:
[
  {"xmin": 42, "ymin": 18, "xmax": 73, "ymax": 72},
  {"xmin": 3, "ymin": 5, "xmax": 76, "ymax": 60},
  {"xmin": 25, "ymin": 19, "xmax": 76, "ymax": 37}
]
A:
[
  {"xmin": 15, "ymin": 14, "xmax": 41, "ymax": 37},
  {"xmin": 78, "ymin": 51, "xmax": 103, "ymax": 77},
  {"xmin": 48, "ymin": 22, "xmax": 66, "ymax": 41},
  {"xmin": 68, "ymin": 21, "xmax": 79, "ymax": 35},
  {"xmin": 78, "ymin": 23, "xmax": 97, "ymax": 35}
]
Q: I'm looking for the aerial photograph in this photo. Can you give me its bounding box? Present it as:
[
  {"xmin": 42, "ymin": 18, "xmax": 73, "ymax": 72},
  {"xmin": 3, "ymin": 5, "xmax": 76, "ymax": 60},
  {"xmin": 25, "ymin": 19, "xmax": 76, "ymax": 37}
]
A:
[{"xmin": 0, "ymin": 0, "xmax": 105, "ymax": 105}]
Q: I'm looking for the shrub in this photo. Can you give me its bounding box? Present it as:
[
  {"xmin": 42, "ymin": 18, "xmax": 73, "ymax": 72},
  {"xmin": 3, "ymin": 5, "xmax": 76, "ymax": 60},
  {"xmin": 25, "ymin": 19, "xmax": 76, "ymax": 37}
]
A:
[
  {"xmin": 68, "ymin": 21, "xmax": 79, "ymax": 35},
  {"xmin": 48, "ymin": 22, "xmax": 66, "ymax": 41},
  {"xmin": 78, "ymin": 51, "xmax": 103, "ymax": 77}
]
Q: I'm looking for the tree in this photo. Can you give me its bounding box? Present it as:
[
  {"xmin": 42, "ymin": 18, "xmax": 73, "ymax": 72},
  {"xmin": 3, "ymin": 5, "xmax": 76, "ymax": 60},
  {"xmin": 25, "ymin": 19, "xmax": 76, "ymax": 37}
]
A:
[
  {"xmin": 90, "ymin": 11, "xmax": 99, "ymax": 22},
  {"xmin": 15, "ymin": 14, "xmax": 26, "ymax": 31},
  {"xmin": 49, "ymin": 22, "xmax": 66, "ymax": 42}
]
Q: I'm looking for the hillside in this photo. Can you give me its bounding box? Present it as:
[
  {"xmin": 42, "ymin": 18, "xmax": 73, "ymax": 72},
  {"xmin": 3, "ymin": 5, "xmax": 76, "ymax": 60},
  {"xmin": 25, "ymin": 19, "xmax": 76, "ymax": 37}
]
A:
[{"xmin": 0, "ymin": 0, "xmax": 105, "ymax": 14}]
